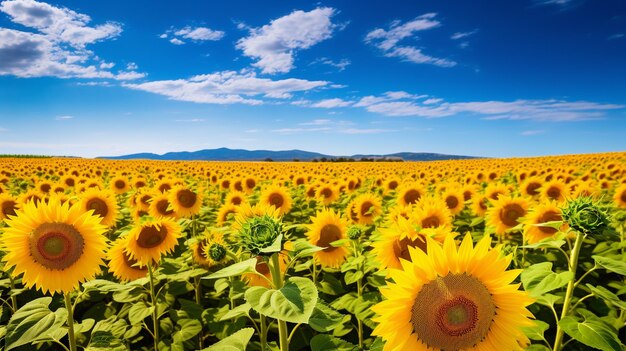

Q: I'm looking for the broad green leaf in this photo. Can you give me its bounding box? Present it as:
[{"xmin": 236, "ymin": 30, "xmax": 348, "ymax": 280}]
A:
[
  {"xmin": 521, "ymin": 239, "xmax": 566, "ymax": 249},
  {"xmin": 525, "ymin": 345, "xmax": 551, "ymax": 351},
  {"xmin": 535, "ymin": 293, "xmax": 562, "ymax": 307},
  {"xmin": 202, "ymin": 327, "xmax": 254, "ymax": 351},
  {"xmin": 310, "ymin": 334, "xmax": 356, "ymax": 351},
  {"xmin": 593, "ymin": 255, "xmax": 626, "ymax": 276},
  {"xmin": 245, "ymin": 277, "xmax": 317, "ymax": 324},
  {"xmin": 291, "ymin": 241, "xmax": 325, "ymax": 259},
  {"xmin": 309, "ymin": 301, "xmax": 344, "ymax": 332},
  {"xmin": 86, "ymin": 330, "xmax": 127, "ymax": 351},
  {"xmin": 560, "ymin": 315, "xmax": 624, "ymax": 351},
  {"xmin": 205, "ymin": 258, "xmax": 258, "ymax": 279},
  {"xmin": 5, "ymin": 297, "xmax": 68, "ymax": 350},
  {"xmin": 112, "ymin": 285, "xmax": 144, "ymax": 303},
  {"xmin": 369, "ymin": 337, "xmax": 385, "ymax": 351},
  {"xmin": 318, "ymin": 273, "xmax": 346, "ymax": 295},
  {"xmin": 259, "ymin": 233, "xmax": 283, "ymax": 254},
  {"xmin": 521, "ymin": 262, "xmax": 573, "ymax": 297},
  {"xmin": 522, "ymin": 320, "xmax": 550, "ymax": 341},
  {"xmin": 220, "ymin": 303, "xmax": 252, "ymax": 322},
  {"xmin": 74, "ymin": 318, "xmax": 96, "ymax": 334},
  {"xmin": 128, "ymin": 301, "xmax": 154, "ymax": 325},
  {"xmin": 586, "ymin": 284, "xmax": 626, "ymax": 310},
  {"xmin": 172, "ymin": 319, "xmax": 202, "ymax": 343},
  {"xmin": 344, "ymin": 270, "xmax": 364, "ymax": 285}
]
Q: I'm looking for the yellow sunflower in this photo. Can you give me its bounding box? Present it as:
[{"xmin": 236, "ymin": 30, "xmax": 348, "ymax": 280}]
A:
[
  {"xmin": 471, "ymin": 195, "xmax": 489, "ymax": 217},
  {"xmin": 396, "ymin": 183, "xmax": 425, "ymax": 207},
  {"xmin": 148, "ymin": 192, "xmax": 179, "ymax": 219},
  {"xmin": 0, "ymin": 193, "xmax": 19, "ymax": 221},
  {"xmin": 109, "ymin": 175, "xmax": 131, "ymax": 194},
  {"xmin": 487, "ymin": 195, "xmax": 529, "ymax": 235},
  {"xmin": 231, "ymin": 202, "xmax": 281, "ymax": 232},
  {"xmin": 520, "ymin": 177, "xmax": 543, "ymax": 198},
  {"xmin": 354, "ymin": 193, "xmax": 382, "ymax": 225},
  {"xmin": 541, "ymin": 180, "xmax": 568, "ymax": 203},
  {"xmin": 259, "ymin": 184, "xmax": 293, "ymax": 216},
  {"xmin": 125, "ymin": 217, "xmax": 182, "ymax": 265},
  {"xmin": 523, "ymin": 201, "xmax": 568, "ymax": 244},
  {"xmin": 316, "ymin": 184, "xmax": 339, "ymax": 206},
  {"xmin": 306, "ymin": 208, "xmax": 349, "ymax": 268},
  {"xmin": 201, "ymin": 231, "xmax": 230, "ymax": 267},
  {"xmin": 441, "ymin": 188, "xmax": 465, "ymax": 215},
  {"xmin": 413, "ymin": 197, "xmax": 452, "ymax": 230},
  {"xmin": 108, "ymin": 236, "xmax": 148, "ymax": 282},
  {"xmin": 614, "ymin": 183, "xmax": 626, "ymax": 209},
  {"xmin": 484, "ymin": 182, "xmax": 510, "ymax": 201},
  {"xmin": 1, "ymin": 197, "xmax": 108, "ymax": 294},
  {"xmin": 225, "ymin": 191, "xmax": 247, "ymax": 206},
  {"xmin": 19, "ymin": 189, "xmax": 45, "ymax": 206},
  {"xmin": 216, "ymin": 203, "xmax": 238, "ymax": 227},
  {"xmin": 372, "ymin": 234, "xmax": 535, "ymax": 351},
  {"xmin": 78, "ymin": 188, "xmax": 118, "ymax": 227},
  {"xmin": 169, "ymin": 185, "xmax": 202, "ymax": 218}
]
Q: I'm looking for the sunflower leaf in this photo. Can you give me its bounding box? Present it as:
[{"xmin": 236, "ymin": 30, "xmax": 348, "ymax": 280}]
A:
[
  {"xmin": 593, "ymin": 255, "xmax": 626, "ymax": 276},
  {"xmin": 4, "ymin": 297, "xmax": 68, "ymax": 350},
  {"xmin": 521, "ymin": 262, "xmax": 573, "ymax": 297},
  {"xmin": 522, "ymin": 320, "xmax": 550, "ymax": 341},
  {"xmin": 259, "ymin": 233, "xmax": 283, "ymax": 254},
  {"xmin": 310, "ymin": 334, "xmax": 357, "ymax": 351},
  {"xmin": 559, "ymin": 314, "xmax": 624, "ymax": 351},
  {"xmin": 201, "ymin": 327, "xmax": 254, "ymax": 351},
  {"xmin": 309, "ymin": 301, "xmax": 345, "ymax": 332},
  {"xmin": 245, "ymin": 277, "xmax": 318, "ymax": 324},
  {"xmin": 205, "ymin": 258, "xmax": 258, "ymax": 279}
]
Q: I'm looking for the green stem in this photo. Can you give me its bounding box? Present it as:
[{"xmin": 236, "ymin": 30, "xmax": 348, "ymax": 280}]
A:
[
  {"xmin": 260, "ymin": 314, "xmax": 267, "ymax": 351},
  {"xmin": 356, "ymin": 278, "xmax": 364, "ymax": 351},
  {"xmin": 312, "ymin": 260, "xmax": 318, "ymax": 286},
  {"xmin": 270, "ymin": 253, "xmax": 289, "ymax": 351},
  {"xmin": 194, "ymin": 276, "xmax": 204, "ymax": 350},
  {"xmin": 64, "ymin": 292, "xmax": 77, "ymax": 351},
  {"xmin": 553, "ymin": 232, "xmax": 585, "ymax": 351},
  {"xmin": 9, "ymin": 276, "xmax": 17, "ymax": 312},
  {"xmin": 148, "ymin": 263, "xmax": 160, "ymax": 351}
]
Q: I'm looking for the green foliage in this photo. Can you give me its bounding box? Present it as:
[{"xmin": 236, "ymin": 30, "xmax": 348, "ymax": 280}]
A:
[{"xmin": 245, "ymin": 277, "xmax": 318, "ymax": 324}]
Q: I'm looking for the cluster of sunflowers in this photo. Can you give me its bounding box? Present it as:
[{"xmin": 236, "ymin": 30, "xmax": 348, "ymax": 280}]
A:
[{"xmin": 0, "ymin": 151, "xmax": 624, "ymax": 351}]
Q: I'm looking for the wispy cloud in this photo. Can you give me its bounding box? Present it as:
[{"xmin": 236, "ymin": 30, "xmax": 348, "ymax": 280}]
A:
[
  {"xmin": 55, "ymin": 115, "xmax": 74, "ymax": 120},
  {"xmin": 175, "ymin": 118, "xmax": 205, "ymax": 122},
  {"xmin": 0, "ymin": 0, "xmax": 143, "ymax": 80},
  {"xmin": 451, "ymin": 29, "xmax": 478, "ymax": 40},
  {"xmin": 520, "ymin": 130, "xmax": 546, "ymax": 136},
  {"xmin": 237, "ymin": 7, "xmax": 339, "ymax": 74},
  {"xmin": 608, "ymin": 33, "xmax": 624, "ymax": 40},
  {"xmin": 160, "ymin": 26, "xmax": 225, "ymax": 45},
  {"xmin": 299, "ymin": 119, "xmax": 333, "ymax": 126},
  {"xmin": 311, "ymin": 57, "xmax": 351, "ymax": 71},
  {"xmin": 310, "ymin": 98, "xmax": 354, "ymax": 108},
  {"xmin": 365, "ymin": 13, "xmax": 456, "ymax": 67},
  {"xmin": 123, "ymin": 70, "xmax": 329, "ymax": 105},
  {"xmin": 273, "ymin": 119, "xmax": 393, "ymax": 135}
]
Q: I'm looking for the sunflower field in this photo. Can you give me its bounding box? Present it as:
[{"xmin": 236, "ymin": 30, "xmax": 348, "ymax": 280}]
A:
[{"xmin": 0, "ymin": 152, "xmax": 625, "ymax": 351}]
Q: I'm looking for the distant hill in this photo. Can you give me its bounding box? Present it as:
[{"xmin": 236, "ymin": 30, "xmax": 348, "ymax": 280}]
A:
[{"xmin": 100, "ymin": 148, "xmax": 477, "ymax": 161}]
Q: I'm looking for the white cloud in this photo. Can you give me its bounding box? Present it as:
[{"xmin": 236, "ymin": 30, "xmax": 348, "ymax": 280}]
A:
[
  {"xmin": 339, "ymin": 128, "xmax": 392, "ymax": 134},
  {"xmin": 237, "ymin": 7, "xmax": 338, "ymax": 74},
  {"xmin": 55, "ymin": 115, "xmax": 73, "ymax": 120},
  {"xmin": 299, "ymin": 119, "xmax": 332, "ymax": 126},
  {"xmin": 161, "ymin": 26, "xmax": 225, "ymax": 45},
  {"xmin": 365, "ymin": 13, "xmax": 456, "ymax": 68},
  {"xmin": 310, "ymin": 98, "xmax": 353, "ymax": 108},
  {"xmin": 520, "ymin": 130, "xmax": 546, "ymax": 136},
  {"xmin": 353, "ymin": 91, "xmax": 427, "ymax": 107},
  {"xmin": 175, "ymin": 118, "xmax": 205, "ymax": 122},
  {"xmin": 608, "ymin": 33, "xmax": 624, "ymax": 40},
  {"xmin": 312, "ymin": 57, "xmax": 351, "ymax": 71},
  {"xmin": 122, "ymin": 70, "xmax": 329, "ymax": 105},
  {"xmin": 273, "ymin": 119, "xmax": 393, "ymax": 135},
  {"xmin": 451, "ymin": 30, "xmax": 478, "ymax": 40},
  {"xmin": 272, "ymin": 127, "xmax": 332, "ymax": 133},
  {"xmin": 0, "ymin": 1, "xmax": 143, "ymax": 81},
  {"xmin": 355, "ymin": 92, "xmax": 624, "ymax": 121},
  {"xmin": 76, "ymin": 81, "xmax": 112, "ymax": 87},
  {"xmin": 126, "ymin": 62, "xmax": 138, "ymax": 70}
]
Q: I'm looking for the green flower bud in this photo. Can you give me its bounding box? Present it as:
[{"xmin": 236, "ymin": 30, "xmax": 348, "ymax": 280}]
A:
[
  {"xmin": 347, "ymin": 225, "xmax": 364, "ymax": 240},
  {"xmin": 208, "ymin": 243, "xmax": 226, "ymax": 262},
  {"xmin": 239, "ymin": 215, "xmax": 283, "ymax": 256},
  {"xmin": 561, "ymin": 196, "xmax": 609, "ymax": 234}
]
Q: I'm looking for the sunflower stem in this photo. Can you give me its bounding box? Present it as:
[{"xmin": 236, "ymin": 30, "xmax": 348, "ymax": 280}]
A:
[
  {"xmin": 148, "ymin": 263, "xmax": 160, "ymax": 351},
  {"xmin": 553, "ymin": 231, "xmax": 585, "ymax": 351},
  {"xmin": 9, "ymin": 275, "xmax": 17, "ymax": 312},
  {"xmin": 270, "ymin": 253, "xmax": 290, "ymax": 351},
  {"xmin": 260, "ymin": 314, "xmax": 268, "ymax": 351},
  {"xmin": 64, "ymin": 292, "xmax": 77, "ymax": 351},
  {"xmin": 194, "ymin": 276, "xmax": 204, "ymax": 350},
  {"xmin": 356, "ymin": 278, "xmax": 364, "ymax": 350}
]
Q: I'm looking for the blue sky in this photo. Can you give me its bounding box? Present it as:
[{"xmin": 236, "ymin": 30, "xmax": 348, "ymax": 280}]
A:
[{"xmin": 0, "ymin": 0, "xmax": 625, "ymax": 158}]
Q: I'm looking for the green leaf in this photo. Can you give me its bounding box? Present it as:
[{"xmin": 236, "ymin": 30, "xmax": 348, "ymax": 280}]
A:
[
  {"xmin": 128, "ymin": 302, "xmax": 154, "ymax": 326},
  {"xmin": 559, "ymin": 315, "xmax": 624, "ymax": 351},
  {"xmin": 525, "ymin": 345, "xmax": 551, "ymax": 351},
  {"xmin": 202, "ymin": 327, "xmax": 254, "ymax": 351},
  {"xmin": 369, "ymin": 337, "xmax": 385, "ymax": 351},
  {"xmin": 593, "ymin": 255, "xmax": 626, "ymax": 276},
  {"xmin": 74, "ymin": 318, "xmax": 96, "ymax": 334},
  {"xmin": 309, "ymin": 302, "xmax": 344, "ymax": 332},
  {"xmin": 5, "ymin": 297, "xmax": 68, "ymax": 350},
  {"xmin": 86, "ymin": 330, "xmax": 127, "ymax": 351},
  {"xmin": 291, "ymin": 241, "xmax": 325, "ymax": 259},
  {"xmin": 522, "ymin": 320, "xmax": 550, "ymax": 341},
  {"xmin": 205, "ymin": 258, "xmax": 258, "ymax": 279},
  {"xmin": 521, "ymin": 239, "xmax": 566, "ymax": 249},
  {"xmin": 220, "ymin": 303, "xmax": 252, "ymax": 321},
  {"xmin": 112, "ymin": 285, "xmax": 144, "ymax": 303},
  {"xmin": 310, "ymin": 334, "xmax": 357, "ymax": 351},
  {"xmin": 469, "ymin": 216, "xmax": 484, "ymax": 227},
  {"xmin": 344, "ymin": 270, "xmax": 364, "ymax": 285},
  {"xmin": 259, "ymin": 233, "xmax": 283, "ymax": 254},
  {"xmin": 586, "ymin": 284, "xmax": 626, "ymax": 310},
  {"xmin": 172, "ymin": 319, "xmax": 202, "ymax": 343},
  {"xmin": 245, "ymin": 277, "xmax": 318, "ymax": 324},
  {"xmin": 521, "ymin": 262, "xmax": 573, "ymax": 297}
]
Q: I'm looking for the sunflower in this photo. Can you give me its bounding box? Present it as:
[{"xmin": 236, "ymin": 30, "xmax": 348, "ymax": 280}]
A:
[
  {"xmin": 442, "ymin": 188, "xmax": 465, "ymax": 215},
  {"xmin": 202, "ymin": 231, "xmax": 230, "ymax": 267},
  {"xmin": 259, "ymin": 185, "xmax": 292, "ymax": 216},
  {"xmin": 169, "ymin": 185, "xmax": 202, "ymax": 218},
  {"xmin": 413, "ymin": 197, "xmax": 452, "ymax": 230},
  {"xmin": 216, "ymin": 203, "xmax": 238, "ymax": 227},
  {"xmin": 78, "ymin": 188, "xmax": 118, "ymax": 227},
  {"xmin": 225, "ymin": 191, "xmax": 247, "ymax": 206},
  {"xmin": 125, "ymin": 217, "xmax": 182, "ymax": 265},
  {"xmin": 471, "ymin": 195, "xmax": 489, "ymax": 217},
  {"xmin": 541, "ymin": 180, "xmax": 568, "ymax": 203},
  {"xmin": 1, "ymin": 197, "xmax": 108, "ymax": 294},
  {"xmin": 486, "ymin": 195, "xmax": 529, "ymax": 235},
  {"xmin": 243, "ymin": 253, "xmax": 288, "ymax": 288},
  {"xmin": 244, "ymin": 177, "xmax": 257, "ymax": 194},
  {"xmin": 523, "ymin": 201, "xmax": 568, "ymax": 244},
  {"xmin": 148, "ymin": 192, "xmax": 178, "ymax": 219},
  {"xmin": 37, "ymin": 180, "xmax": 54, "ymax": 194},
  {"xmin": 306, "ymin": 208, "xmax": 349, "ymax": 268},
  {"xmin": 354, "ymin": 193, "xmax": 382, "ymax": 225},
  {"xmin": 316, "ymin": 184, "xmax": 339, "ymax": 206},
  {"xmin": 19, "ymin": 189, "xmax": 45, "ymax": 206},
  {"xmin": 519, "ymin": 177, "xmax": 543, "ymax": 198},
  {"xmin": 396, "ymin": 183, "xmax": 425, "ymax": 207},
  {"xmin": 484, "ymin": 182, "xmax": 510, "ymax": 201},
  {"xmin": 372, "ymin": 234, "xmax": 534, "ymax": 351},
  {"xmin": 613, "ymin": 183, "xmax": 626, "ymax": 209},
  {"xmin": 231, "ymin": 202, "xmax": 281, "ymax": 232},
  {"xmin": 108, "ymin": 236, "xmax": 148, "ymax": 282},
  {"xmin": 0, "ymin": 193, "xmax": 19, "ymax": 221},
  {"xmin": 110, "ymin": 175, "xmax": 131, "ymax": 194}
]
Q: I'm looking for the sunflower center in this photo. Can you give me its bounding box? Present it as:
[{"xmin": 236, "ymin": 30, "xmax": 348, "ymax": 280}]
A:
[
  {"xmin": 463, "ymin": 191, "xmax": 472, "ymax": 201},
  {"xmin": 620, "ymin": 190, "xmax": 626, "ymax": 203},
  {"xmin": 30, "ymin": 223, "xmax": 84, "ymax": 270},
  {"xmin": 269, "ymin": 193, "xmax": 284, "ymax": 208},
  {"xmin": 393, "ymin": 236, "xmax": 427, "ymax": 261},
  {"xmin": 538, "ymin": 210, "xmax": 561, "ymax": 234},
  {"xmin": 317, "ymin": 224, "xmax": 341, "ymax": 252},
  {"xmin": 86, "ymin": 198, "xmax": 109, "ymax": 218},
  {"xmin": 526, "ymin": 182, "xmax": 541, "ymax": 196},
  {"xmin": 446, "ymin": 195, "xmax": 459, "ymax": 210},
  {"xmin": 360, "ymin": 201, "xmax": 373, "ymax": 217},
  {"xmin": 411, "ymin": 274, "xmax": 496, "ymax": 350},
  {"xmin": 115, "ymin": 180, "xmax": 126, "ymax": 189},
  {"xmin": 156, "ymin": 199, "xmax": 174, "ymax": 216},
  {"xmin": 388, "ymin": 181, "xmax": 398, "ymax": 190},
  {"xmin": 122, "ymin": 250, "xmax": 147, "ymax": 272},
  {"xmin": 208, "ymin": 243, "xmax": 227, "ymax": 262},
  {"xmin": 40, "ymin": 183, "xmax": 51, "ymax": 193},
  {"xmin": 546, "ymin": 186, "xmax": 561, "ymax": 200},
  {"xmin": 2, "ymin": 200, "xmax": 17, "ymax": 217},
  {"xmin": 403, "ymin": 189, "xmax": 421, "ymax": 205},
  {"xmin": 321, "ymin": 188, "xmax": 332, "ymax": 198},
  {"xmin": 500, "ymin": 203, "xmax": 525, "ymax": 227},
  {"xmin": 177, "ymin": 189, "xmax": 197, "ymax": 208},
  {"xmin": 246, "ymin": 179, "xmax": 256, "ymax": 189},
  {"xmin": 421, "ymin": 215, "xmax": 440, "ymax": 229},
  {"xmin": 256, "ymin": 258, "xmax": 270, "ymax": 275},
  {"xmin": 137, "ymin": 225, "xmax": 167, "ymax": 249}
]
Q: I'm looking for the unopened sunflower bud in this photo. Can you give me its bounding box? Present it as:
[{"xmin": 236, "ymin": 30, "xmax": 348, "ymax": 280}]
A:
[
  {"xmin": 347, "ymin": 225, "xmax": 364, "ymax": 240},
  {"xmin": 561, "ymin": 196, "xmax": 609, "ymax": 234},
  {"xmin": 239, "ymin": 214, "xmax": 284, "ymax": 255}
]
